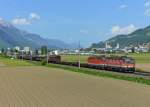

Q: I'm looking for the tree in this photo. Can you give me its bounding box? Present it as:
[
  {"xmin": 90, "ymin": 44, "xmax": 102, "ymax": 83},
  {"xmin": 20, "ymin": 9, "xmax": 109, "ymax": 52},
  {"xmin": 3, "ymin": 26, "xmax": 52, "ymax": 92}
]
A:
[
  {"xmin": 1, "ymin": 48, "xmax": 5, "ymax": 54},
  {"xmin": 131, "ymin": 47, "xmax": 135, "ymax": 53},
  {"xmin": 35, "ymin": 49, "xmax": 39, "ymax": 55},
  {"xmin": 41, "ymin": 46, "xmax": 48, "ymax": 55}
]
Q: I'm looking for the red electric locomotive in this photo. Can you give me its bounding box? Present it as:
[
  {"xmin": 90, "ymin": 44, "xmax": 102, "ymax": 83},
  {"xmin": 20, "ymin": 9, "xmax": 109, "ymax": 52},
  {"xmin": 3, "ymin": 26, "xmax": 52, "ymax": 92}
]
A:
[{"xmin": 88, "ymin": 55, "xmax": 135, "ymax": 73}]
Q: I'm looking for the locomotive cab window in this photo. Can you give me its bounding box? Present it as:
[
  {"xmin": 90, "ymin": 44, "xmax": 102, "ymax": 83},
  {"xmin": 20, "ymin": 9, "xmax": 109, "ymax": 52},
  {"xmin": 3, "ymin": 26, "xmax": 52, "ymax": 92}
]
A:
[{"xmin": 125, "ymin": 59, "xmax": 135, "ymax": 64}]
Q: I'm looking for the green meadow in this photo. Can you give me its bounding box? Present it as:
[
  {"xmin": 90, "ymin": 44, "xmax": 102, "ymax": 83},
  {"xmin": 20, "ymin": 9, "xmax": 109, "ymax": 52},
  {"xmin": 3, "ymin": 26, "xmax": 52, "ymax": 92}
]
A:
[
  {"xmin": 61, "ymin": 53, "xmax": 150, "ymax": 64},
  {"xmin": 0, "ymin": 56, "xmax": 35, "ymax": 66}
]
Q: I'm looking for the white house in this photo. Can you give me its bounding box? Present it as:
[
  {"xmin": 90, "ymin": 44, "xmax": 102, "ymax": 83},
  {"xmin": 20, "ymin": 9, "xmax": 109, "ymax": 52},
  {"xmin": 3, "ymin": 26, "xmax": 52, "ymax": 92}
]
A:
[
  {"xmin": 24, "ymin": 47, "xmax": 30, "ymax": 52},
  {"xmin": 14, "ymin": 46, "xmax": 20, "ymax": 51}
]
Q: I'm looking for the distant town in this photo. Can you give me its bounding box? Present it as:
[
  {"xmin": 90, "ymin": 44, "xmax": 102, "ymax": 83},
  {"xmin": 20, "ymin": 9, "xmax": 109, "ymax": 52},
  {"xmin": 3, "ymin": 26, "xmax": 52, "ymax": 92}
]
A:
[{"xmin": 1, "ymin": 42, "xmax": 150, "ymax": 58}]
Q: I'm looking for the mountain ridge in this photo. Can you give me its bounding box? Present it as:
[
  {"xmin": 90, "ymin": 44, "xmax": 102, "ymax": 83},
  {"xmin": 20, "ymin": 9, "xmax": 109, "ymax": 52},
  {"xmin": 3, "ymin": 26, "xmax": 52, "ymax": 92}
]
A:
[
  {"xmin": 0, "ymin": 19, "xmax": 74, "ymax": 49},
  {"xmin": 90, "ymin": 25, "xmax": 150, "ymax": 48}
]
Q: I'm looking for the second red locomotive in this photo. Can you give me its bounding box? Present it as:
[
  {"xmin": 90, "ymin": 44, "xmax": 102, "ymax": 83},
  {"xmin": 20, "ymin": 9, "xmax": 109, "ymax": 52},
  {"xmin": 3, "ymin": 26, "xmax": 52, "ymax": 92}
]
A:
[{"xmin": 88, "ymin": 56, "xmax": 135, "ymax": 73}]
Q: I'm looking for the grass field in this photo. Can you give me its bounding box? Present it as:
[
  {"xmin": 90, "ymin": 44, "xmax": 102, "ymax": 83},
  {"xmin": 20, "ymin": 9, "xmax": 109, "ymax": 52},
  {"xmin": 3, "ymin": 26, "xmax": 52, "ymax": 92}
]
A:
[
  {"xmin": 0, "ymin": 55, "xmax": 150, "ymax": 84},
  {"xmin": 0, "ymin": 66, "xmax": 149, "ymax": 107},
  {"xmin": 47, "ymin": 63, "xmax": 150, "ymax": 85},
  {"xmin": 61, "ymin": 55, "xmax": 89, "ymax": 63},
  {"xmin": 0, "ymin": 55, "xmax": 150, "ymax": 106},
  {"xmin": 0, "ymin": 56, "xmax": 36, "ymax": 66},
  {"xmin": 61, "ymin": 53, "xmax": 150, "ymax": 63},
  {"xmin": 129, "ymin": 53, "xmax": 150, "ymax": 63},
  {"xmin": 61, "ymin": 53, "xmax": 150, "ymax": 72}
]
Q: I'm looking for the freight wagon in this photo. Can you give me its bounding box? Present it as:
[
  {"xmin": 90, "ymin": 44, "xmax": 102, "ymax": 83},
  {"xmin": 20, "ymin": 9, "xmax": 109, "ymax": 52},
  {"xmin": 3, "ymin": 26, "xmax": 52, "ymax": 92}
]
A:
[{"xmin": 17, "ymin": 55, "xmax": 61, "ymax": 63}]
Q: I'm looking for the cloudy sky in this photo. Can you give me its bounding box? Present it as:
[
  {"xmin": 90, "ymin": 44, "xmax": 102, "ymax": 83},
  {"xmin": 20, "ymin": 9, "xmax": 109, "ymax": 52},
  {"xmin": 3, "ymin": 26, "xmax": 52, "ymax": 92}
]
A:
[{"xmin": 0, "ymin": 0, "xmax": 150, "ymax": 46}]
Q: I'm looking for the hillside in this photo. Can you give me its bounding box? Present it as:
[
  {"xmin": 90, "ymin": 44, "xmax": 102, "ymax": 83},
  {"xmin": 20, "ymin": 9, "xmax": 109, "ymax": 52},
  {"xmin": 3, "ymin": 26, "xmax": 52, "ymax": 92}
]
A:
[
  {"xmin": 0, "ymin": 19, "xmax": 72, "ymax": 49},
  {"xmin": 91, "ymin": 26, "xmax": 150, "ymax": 48}
]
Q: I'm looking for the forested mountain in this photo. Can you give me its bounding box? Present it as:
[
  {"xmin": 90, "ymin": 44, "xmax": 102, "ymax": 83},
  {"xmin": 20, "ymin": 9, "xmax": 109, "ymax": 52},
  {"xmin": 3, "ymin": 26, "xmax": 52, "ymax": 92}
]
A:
[
  {"xmin": 91, "ymin": 26, "xmax": 150, "ymax": 48},
  {"xmin": 0, "ymin": 19, "xmax": 73, "ymax": 49}
]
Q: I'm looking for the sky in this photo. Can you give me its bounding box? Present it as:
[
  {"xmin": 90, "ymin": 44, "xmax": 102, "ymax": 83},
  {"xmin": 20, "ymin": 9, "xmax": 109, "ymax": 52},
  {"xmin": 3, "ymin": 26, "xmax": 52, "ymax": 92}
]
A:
[{"xmin": 0, "ymin": 0, "xmax": 150, "ymax": 46}]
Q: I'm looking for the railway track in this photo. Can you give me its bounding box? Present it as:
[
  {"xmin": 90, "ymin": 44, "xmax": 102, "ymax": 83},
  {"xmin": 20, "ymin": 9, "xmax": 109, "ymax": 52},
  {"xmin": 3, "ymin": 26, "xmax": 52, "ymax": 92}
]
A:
[
  {"xmin": 50, "ymin": 62, "xmax": 150, "ymax": 79},
  {"xmin": 134, "ymin": 71, "xmax": 150, "ymax": 77}
]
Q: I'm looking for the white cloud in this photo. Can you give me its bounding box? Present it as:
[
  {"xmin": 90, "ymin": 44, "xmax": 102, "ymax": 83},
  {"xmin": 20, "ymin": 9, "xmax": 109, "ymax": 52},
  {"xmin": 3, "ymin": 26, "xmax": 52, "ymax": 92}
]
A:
[
  {"xmin": 145, "ymin": 1, "xmax": 150, "ymax": 7},
  {"xmin": 12, "ymin": 17, "xmax": 31, "ymax": 25},
  {"xmin": 80, "ymin": 30, "xmax": 89, "ymax": 35},
  {"xmin": 0, "ymin": 17, "xmax": 3, "ymax": 21},
  {"xmin": 111, "ymin": 24, "xmax": 137, "ymax": 35},
  {"xmin": 145, "ymin": 8, "xmax": 150, "ymax": 16},
  {"xmin": 12, "ymin": 13, "xmax": 40, "ymax": 25},
  {"xmin": 119, "ymin": 4, "xmax": 128, "ymax": 9},
  {"xmin": 144, "ymin": 1, "xmax": 150, "ymax": 16},
  {"xmin": 30, "ymin": 13, "xmax": 40, "ymax": 20}
]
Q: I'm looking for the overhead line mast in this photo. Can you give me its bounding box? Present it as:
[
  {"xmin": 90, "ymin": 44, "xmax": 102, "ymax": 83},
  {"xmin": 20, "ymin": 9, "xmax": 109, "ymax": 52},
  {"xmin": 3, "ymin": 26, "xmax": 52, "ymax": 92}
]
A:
[{"xmin": 78, "ymin": 41, "xmax": 81, "ymax": 69}]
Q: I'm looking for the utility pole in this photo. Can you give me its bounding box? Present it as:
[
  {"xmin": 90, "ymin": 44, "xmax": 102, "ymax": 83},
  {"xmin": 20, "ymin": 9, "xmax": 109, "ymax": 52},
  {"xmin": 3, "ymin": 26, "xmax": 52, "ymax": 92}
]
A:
[
  {"xmin": 30, "ymin": 50, "xmax": 32, "ymax": 61},
  {"xmin": 22, "ymin": 50, "xmax": 24, "ymax": 61},
  {"xmin": 47, "ymin": 47, "xmax": 49, "ymax": 64},
  {"xmin": 78, "ymin": 41, "xmax": 81, "ymax": 69}
]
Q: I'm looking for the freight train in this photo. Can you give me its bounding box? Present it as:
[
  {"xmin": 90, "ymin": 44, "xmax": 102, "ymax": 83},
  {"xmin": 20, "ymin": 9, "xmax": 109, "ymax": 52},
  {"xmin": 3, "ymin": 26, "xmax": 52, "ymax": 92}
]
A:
[{"xmin": 17, "ymin": 54, "xmax": 135, "ymax": 73}]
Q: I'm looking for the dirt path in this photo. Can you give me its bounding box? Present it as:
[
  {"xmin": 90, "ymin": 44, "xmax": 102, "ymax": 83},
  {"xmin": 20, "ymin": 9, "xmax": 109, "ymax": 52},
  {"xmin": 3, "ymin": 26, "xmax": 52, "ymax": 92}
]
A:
[{"xmin": 0, "ymin": 66, "xmax": 149, "ymax": 107}]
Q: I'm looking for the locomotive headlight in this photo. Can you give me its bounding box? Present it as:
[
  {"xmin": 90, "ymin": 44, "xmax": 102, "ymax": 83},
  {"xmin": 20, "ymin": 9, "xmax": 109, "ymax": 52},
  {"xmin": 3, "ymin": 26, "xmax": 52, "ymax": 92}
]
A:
[{"xmin": 127, "ymin": 65, "xmax": 134, "ymax": 68}]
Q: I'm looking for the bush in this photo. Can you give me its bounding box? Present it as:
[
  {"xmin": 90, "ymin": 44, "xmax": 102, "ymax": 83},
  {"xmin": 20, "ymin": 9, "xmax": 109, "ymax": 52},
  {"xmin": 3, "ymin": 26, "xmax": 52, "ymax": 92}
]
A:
[
  {"xmin": 136, "ymin": 68, "xmax": 145, "ymax": 72},
  {"xmin": 41, "ymin": 60, "xmax": 47, "ymax": 66}
]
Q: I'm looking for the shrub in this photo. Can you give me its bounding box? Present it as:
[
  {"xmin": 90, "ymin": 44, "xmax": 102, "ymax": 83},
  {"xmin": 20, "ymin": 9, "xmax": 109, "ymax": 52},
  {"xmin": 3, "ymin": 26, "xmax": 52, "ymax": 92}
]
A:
[
  {"xmin": 41, "ymin": 60, "xmax": 47, "ymax": 66},
  {"xmin": 136, "ymin": 68, "xmax": 145, "ymax": 72}
]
